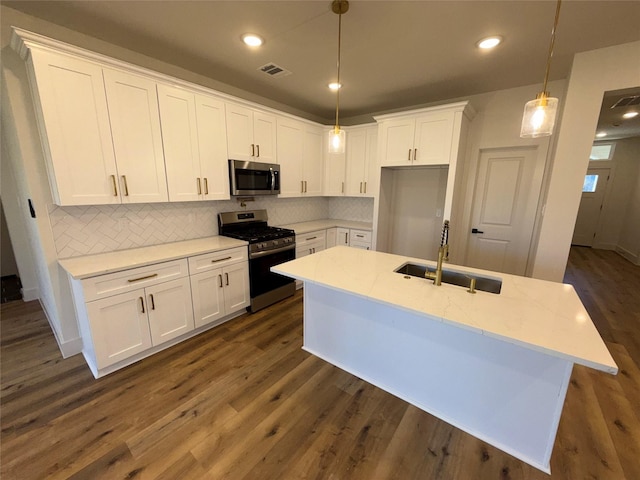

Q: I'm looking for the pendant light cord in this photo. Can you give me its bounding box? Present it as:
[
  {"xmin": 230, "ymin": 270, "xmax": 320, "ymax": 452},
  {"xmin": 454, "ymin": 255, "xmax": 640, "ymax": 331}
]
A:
[
  {"xmin": 541, "ymin": 0, "xmax": 562, "ymax": 96},
  {"xmin": 334, "ymin": 7, "xmax": 342, "ymax": 132}
]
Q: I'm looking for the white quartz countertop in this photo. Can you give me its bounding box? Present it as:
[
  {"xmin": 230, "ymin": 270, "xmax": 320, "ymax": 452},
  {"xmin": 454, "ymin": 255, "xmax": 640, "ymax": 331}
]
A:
[
  {"xmin": 59, "ymin": 236, "xmax": 248, "ymax": 279},
  {"xmin": 272, "ymin": 246, "xmax": 618, "ymax": 374},
  {"xmin": 279, "ymin": 219, "xmax": 373, "ymax": 234}
]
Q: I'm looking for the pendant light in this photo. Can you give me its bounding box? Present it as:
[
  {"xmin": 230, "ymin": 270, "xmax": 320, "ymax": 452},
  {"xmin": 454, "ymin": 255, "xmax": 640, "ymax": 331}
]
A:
[
  {"xmin": 520, "ymin": 0, "xmax": 562, "ymax": 138},
  {"xmin": 328, "ymin": 0, "xmax": 349, "ymax": 154}
]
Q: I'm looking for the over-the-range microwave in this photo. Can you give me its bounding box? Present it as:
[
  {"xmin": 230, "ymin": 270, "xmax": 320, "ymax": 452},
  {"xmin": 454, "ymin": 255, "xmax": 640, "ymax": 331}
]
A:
[{"xmin": 228, "ymin": 159, "xmax": 280, "ymax": 196}]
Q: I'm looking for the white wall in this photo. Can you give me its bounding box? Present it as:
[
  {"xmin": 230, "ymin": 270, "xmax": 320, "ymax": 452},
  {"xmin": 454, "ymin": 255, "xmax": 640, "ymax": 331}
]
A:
[
  {"xmin": 532, "ymin": 41, "xmax": 640, "ymax": 281},
  {"xmin": 616, "ymin": 139, "xmax": 640, "ymax": 264}
]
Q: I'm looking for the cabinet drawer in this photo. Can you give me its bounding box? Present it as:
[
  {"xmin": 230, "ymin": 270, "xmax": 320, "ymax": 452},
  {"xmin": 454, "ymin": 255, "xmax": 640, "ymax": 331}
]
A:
[
  {"xmin": 82, "ymin": 259, "xmax": 189, "ymax": 302},
  {"xmin": 188, "ymin": 247, "xmax": 247, "ymax": 274},
  {"xmin": 296, "ymin": 230, "xmax": 326, "ymax": 247},
  {"xmin": 350, "ymin": 230, "xmax": 372, "ymax": 243}
]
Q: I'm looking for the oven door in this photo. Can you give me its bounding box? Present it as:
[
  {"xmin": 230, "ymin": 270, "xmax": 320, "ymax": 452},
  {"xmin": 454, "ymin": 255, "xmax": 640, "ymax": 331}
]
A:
[
  {"xmin": 229, "ymin": 160, "xmax": 280, "ymax": 195},
  {"xmin": 248, "ymin": 246, "xmax": 295, "ymax": 299}
]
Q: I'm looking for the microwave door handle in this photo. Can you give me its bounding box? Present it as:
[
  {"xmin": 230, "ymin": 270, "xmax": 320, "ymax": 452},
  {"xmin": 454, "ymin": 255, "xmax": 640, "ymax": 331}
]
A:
[{"xmin": 269, "ymin": 168, "xmax": 275, "ymax": 191}]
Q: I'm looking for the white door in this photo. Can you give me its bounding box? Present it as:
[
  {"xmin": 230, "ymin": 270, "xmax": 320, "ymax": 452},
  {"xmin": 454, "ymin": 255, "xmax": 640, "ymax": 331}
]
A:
[
  {"xmin": 195, "ymin": 94, "xmax": 230, "ymax": 200},
  {"xmin": 466, "ymin": 147, "xmax": 544, "ymax": 275},
  {"xmin": 146, "ymin": 277, "xmax": 194, "ymax": 346},
  {"xmin": 103, "ymin": 69, "xmax": 168, "ymax": 203},
  {"xmin": 572, "ymin": 168, "xmax": 610, "ymax": 246}
]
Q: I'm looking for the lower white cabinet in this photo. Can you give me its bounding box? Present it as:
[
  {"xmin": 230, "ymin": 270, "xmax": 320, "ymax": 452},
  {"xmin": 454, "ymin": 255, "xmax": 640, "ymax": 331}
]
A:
[
  {"xmin": 336, "ymin": 227, "xmax": 350, "ymax": 246},
  {"xmin": 191, "ymin": 262, "xmax": 249, "ymax": 328},
  {"xmin": 330, "ymin": 227, "xmax": 372, "ymax": 249},
  {"xmin": 296, "ymin": 230, "xmax": 327, "ymax": 258},
  {"xmin": 70, "ymin": 247, "xmax": 249, "ymax": 377}
]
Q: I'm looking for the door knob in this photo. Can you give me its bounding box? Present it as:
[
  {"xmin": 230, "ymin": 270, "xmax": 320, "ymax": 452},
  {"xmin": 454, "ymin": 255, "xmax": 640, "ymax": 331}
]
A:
[{"xmin": 471, "ymin": 228, "xmax": 484, "ymax": 234}]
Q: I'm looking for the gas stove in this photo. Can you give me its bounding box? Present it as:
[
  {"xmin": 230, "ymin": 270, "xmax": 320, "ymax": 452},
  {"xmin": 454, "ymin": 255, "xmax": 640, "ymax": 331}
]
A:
[{"xmin": 218, "ymin": 211, "xmax": 295, "ymax": 255}]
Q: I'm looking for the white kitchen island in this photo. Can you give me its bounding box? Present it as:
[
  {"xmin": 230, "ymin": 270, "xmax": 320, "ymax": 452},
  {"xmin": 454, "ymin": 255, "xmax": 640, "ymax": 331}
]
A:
[{"xmin": 272, "ymin": 246, "xmax": 617, "ymax": 474}]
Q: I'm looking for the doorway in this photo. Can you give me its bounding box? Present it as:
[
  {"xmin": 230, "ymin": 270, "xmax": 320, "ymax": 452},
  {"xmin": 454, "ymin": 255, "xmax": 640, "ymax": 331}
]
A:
[
  {"xmin": 465, "ymin": 146, "xmax": 544, "ymax": 275},
  {"xmin": 572, "ymin": 167, "xmax": 610, "ymax": 246}
]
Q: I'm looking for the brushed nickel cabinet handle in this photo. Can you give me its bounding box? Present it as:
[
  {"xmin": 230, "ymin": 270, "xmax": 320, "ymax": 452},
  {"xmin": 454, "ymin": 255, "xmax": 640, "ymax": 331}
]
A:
[
  {"xmin": 211, "ymin": 256, "xmax": 232, "ymax": 263},
  {"xmin": 110, "ymin": 175, "xmax": 118, "ymax": 196},
  {"xmin": 122, "ymin": 175, "xmax": 129, "ymax": 196},
  {"xmin": 204, "ymin": 178, "xmax": 209, "ymax": 194},
  {"xmin": 197, "ymin": 177, "xmax": 202, "ymax": 195},
  {"xmin": 251, "ymin": 144, "xmax": 255, "ymax": 156},
  {"xmin": 256, "ymin": 144, "xmax": 260, "ymax": 157},
  {"xmin": 225, "ymin": 272, "xmax": 229, "ymax": 285},
  {"xmin": 408, "ymin": 149, "xmax": 412, "ymax": 161},
  {"xmin": 139, "ymin": 296, "xmax": 145, "ymax": 314},
  {"xmin": 218, "ymin": 274, "xmax": 223, "ymax": 288},
  {"xmin": 149, "ymin": 293, "xmax": 155, "ymax": 310},
  {"xmin": 127, "ymin": 273, "xmax": 158, "ymax": 283}
]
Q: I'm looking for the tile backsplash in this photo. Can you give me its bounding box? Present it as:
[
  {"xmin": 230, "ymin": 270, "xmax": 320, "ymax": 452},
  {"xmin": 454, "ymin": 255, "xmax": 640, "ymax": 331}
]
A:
[{"xmin": 50, "ymin": 196, "xmax": 373, "ymax": 258}]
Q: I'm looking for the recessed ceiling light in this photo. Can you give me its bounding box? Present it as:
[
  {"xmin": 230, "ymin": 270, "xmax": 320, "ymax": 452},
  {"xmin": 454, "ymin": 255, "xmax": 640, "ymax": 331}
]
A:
[
  {"xmin": 328, "ymin": 82, "xmax": 342, "ymax": 91},
  {"xmin": 242, "ymin": 34, "xmax": 264, "ymax": 47},
  {"xmin": 595, "ymin": 132, "xmax": 607, "ymax": 138},
  {"xmin": 477, "ymin": 36, "xmax": 503, "ymax": 49},
  {"xmin": 623, "ymin": 111, "xmax": 639, "ymax": 119}
]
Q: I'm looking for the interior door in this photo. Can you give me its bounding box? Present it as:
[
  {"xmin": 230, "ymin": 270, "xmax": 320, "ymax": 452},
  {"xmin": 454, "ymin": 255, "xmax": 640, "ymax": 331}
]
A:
[
  {"xmin": 466, "ymin": 147, "xmax": 543, "ymax": 275},
  {"xmin": 572, "ymin": 168, "xmax": 610, "ymax": 246}
]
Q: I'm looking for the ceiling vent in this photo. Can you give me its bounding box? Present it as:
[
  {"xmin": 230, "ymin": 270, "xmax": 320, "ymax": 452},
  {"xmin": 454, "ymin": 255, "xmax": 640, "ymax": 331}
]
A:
[
  {"xmin": 258, "ymin": 63, "xmax": 292, "ymax": 78},
  {"xmin": 610, "ymin": 95, "xmax": 640, "ymax": 108}
]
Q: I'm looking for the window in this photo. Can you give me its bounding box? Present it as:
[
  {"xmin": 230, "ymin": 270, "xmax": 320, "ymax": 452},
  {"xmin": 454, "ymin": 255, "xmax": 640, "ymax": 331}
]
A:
[
  {"xmin": 582, "ymin": 174, "xmax": 598, "ymax": 193},
  {"xmin": 590, "ymin": 143, "xmax": 614, "ymax": 161}
]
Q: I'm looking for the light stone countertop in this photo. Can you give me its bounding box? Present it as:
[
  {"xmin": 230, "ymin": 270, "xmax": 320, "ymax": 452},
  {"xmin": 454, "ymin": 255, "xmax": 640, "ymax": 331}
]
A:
[
  {"xmin": 279, "ymin": 219, "xmax": 373, "ymax": 234},
  {"xmin": 59, "ymin": 236, "xmax": 248, "ymax": 279},
  {"xmin": 272, "ymin": 246, "xmax": 618, "ymax": 374}
]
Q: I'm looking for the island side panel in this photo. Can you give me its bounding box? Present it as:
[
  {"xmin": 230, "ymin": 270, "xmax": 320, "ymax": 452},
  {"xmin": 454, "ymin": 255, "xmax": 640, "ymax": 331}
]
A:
[{"xmin": 302, "ymin": 283, "xmax": 573, "ymax": 474}]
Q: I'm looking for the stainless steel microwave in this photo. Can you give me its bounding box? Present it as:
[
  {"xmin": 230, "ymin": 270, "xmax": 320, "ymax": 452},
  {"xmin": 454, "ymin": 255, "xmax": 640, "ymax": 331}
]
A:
[{"xmin": 229, "ymin": 160, "xmax": 280, "ymax": 195}]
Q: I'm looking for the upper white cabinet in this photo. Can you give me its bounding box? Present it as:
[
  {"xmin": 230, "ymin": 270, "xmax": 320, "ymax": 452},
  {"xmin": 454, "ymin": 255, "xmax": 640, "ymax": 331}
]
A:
[
  {"xmin": 26, "ymin": 49, "xmax": 120, "ymax": 205},
  {"xmin": 323, "ymin": 137, "xmax": 346, "ymax": 196},
  {"xmin": 103, "ymin": 69, "xmax": 168, "ymax": 203},
  {"xmin": 157, "ymin": 84, "xmax": 230, "ymax": 201},
  {"xmin": 378, "ymin": 107, "xmax": 460, "ymax": 167},
  {"xmin": 277, "ymin": 118, "xmax": 324, "ymax": 197},
  {"xmin": 225, "ymin": 103, "xmax": 277, "ymax": 163},
  {"xmin": 345, "ymin": 125, "xmax": 377, "ymax": 197}
]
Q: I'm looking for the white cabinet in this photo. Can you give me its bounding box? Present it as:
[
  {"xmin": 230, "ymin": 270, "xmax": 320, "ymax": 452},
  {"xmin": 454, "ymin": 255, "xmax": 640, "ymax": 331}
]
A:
[
  {"xmin": 80, "ymin": 259, "xmax": 193, "ymax": 369},
  {"xmin": 349, "ymin": 229, "xmax": 372, "ymax": 250},
  {"xmin": 157, "ymin": 84, "xmax": 230, "ymax": 201},
  {"xmin": 378, "ymin": 109, "xmax": 456, "ymax": 167},
  {"xmin": 102, "ymin": 68, "xmax": 168, "ymax": 203},
  {"xmin": 326, "ymin": 228, "xmax": 337, "ymax": 248},
  {"xmin": 296, "ymin": 230, "xmax": 327, "ymax": 258},
  {"xmin": 323, "ymin": 147, "xmax": 346, "ymax": 196},
  {"xmin": 277, "ymin": 118, "xmax": 324, "ymax": 197},
  {"xmin": 189, "ymin": 248, "xmax": 249, "ymax": 328},
  {"xmin": 345, "ymin": 126, "xmax": 377, "ymax": 197},
  {"xmin": 24, "ymin": 49, "xmax": 169, "ymax": 205},
  {"xmin": 226, "ymin": 103, "xmax": 276, "ymax": 163},
  {"xmin": 336, "ymin": 227, "xmax": 350, "ymax": 246}
]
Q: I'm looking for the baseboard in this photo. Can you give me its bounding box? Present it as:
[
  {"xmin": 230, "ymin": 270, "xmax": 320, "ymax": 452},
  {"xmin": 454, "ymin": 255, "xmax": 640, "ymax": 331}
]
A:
[
  {"xmin": 38, "ymin": 299, "xmax": 83, "ymax": 358},
  {"xmin": 592, "ymin": 242, "xmax": 616, "ymax": 251},
  {"xmin": 21, "ymin": 287, "xmax": 39, "ymax": 301},
  {"xmin": 615, "ymin": 246, "xmax": 640, "ymax": 265}
]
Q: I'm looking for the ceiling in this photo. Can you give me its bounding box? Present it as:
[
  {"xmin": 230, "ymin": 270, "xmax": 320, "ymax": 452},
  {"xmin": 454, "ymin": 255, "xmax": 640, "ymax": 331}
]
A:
[{"xmin": 4, "ymin": 1, "xmax": 640, "ymax": 126}]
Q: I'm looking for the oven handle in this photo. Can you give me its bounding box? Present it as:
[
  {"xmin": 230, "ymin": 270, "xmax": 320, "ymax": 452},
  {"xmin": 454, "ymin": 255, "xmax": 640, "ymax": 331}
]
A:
[{"xmin": 249, "ymin": 244, "xmax": 296, "ymax": 259}]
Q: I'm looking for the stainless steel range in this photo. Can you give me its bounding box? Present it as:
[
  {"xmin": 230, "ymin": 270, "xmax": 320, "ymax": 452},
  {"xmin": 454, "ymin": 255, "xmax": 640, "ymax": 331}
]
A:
[{"xmin": 218, "ymin": 210, "xmax": 296, "ymax": 312}]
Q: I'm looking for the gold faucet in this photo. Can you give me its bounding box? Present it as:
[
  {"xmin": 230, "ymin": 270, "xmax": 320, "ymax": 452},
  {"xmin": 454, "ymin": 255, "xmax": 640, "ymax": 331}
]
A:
[{"xmin": 425, "ymin": 220, "xmax": 450, "ymax": 286}]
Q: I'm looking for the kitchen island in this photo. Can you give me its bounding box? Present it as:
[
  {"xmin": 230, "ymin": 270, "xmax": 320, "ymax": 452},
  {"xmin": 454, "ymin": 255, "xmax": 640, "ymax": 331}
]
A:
[{"xmin": 272, "ymin": 246, "xmax": 617, "ymax": 474}]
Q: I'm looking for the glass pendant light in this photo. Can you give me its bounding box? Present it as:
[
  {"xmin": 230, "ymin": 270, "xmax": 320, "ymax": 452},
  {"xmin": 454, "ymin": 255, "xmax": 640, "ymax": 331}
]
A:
[
  {"xmin": 520, "ymin": 0, "xmax": 562, "ymax": 138},
  {"xmin": 328, "ymin": 0, "xmax": 349, "ymax": 154}
]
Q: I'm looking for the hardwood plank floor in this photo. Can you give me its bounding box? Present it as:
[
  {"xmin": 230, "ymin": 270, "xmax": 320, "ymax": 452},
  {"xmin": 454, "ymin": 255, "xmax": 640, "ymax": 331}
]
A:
[{"xmin": 1, "ymin": 246, "xmax": 639, "ymax": 479}]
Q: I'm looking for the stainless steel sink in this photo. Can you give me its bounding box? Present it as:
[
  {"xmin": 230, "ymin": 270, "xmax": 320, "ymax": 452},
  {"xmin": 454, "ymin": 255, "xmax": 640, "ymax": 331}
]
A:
[{"xmin": 394, "ymin": 263, "xmax": 502, "ymax": 294}]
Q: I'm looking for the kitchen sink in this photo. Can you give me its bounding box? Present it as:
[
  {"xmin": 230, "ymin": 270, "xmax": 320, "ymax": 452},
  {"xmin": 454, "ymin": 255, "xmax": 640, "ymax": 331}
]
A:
[{"xmin": 394, "ymin": 263, "xmax": 502, "ymax": 294}]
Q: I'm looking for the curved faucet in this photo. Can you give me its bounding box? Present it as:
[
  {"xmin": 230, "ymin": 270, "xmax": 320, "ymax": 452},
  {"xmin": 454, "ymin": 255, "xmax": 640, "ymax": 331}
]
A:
[{"xmin": 426, "ymin": 220, "xmax": 450, "ymax": 286}]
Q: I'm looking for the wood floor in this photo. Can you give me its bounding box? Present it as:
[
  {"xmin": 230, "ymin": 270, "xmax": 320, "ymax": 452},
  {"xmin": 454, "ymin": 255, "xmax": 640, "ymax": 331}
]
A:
[{"xmin": 1, "ymin": 246, "xmax": 639, "ymax": 479}]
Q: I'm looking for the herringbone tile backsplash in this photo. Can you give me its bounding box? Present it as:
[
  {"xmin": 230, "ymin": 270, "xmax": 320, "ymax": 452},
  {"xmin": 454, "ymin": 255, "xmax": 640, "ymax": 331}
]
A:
[{"xmin": 51, "ymin": 197, "xmax": 373, "ymax": 258}]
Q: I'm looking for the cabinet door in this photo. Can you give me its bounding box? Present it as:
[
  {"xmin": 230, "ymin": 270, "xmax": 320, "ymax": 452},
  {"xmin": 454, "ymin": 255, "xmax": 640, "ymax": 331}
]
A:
[
  {"xmin": 146, "ymin": 277, "xmax": 194, "ymax": 346},
  {"xmin": 195, "ymin": 94, "xmax": 230, "ymax": 200},
  {"xmin": 336, "ymin": 227, "xmax": 350, "ymax": 246},
  {"xmin": 157, "ymin": 84, "xmax": 201, "ymax": 202},
  {"xmin": 413, "ymin": 111, "xmax": 455, "ymax": 165},
  {"xmin": 225, "ymin": 103, "xmax": 254, "ymax": 160},
  {"xmin": 222, "ymin": 263, "xmax": 250, "ymax": 314},
  {"xmin": 276, "ymin": 118, "xmax": 304, "ymax": 197},
  {"xmin": 190, "ymin": 269, "xmax": 225, "ymax": 328},
  {"xmin": 303, "ymin": 126, "xmax": 324, "ymax": 196},
  {"xmin": 379, "ymin": 118, "xmax": 415, "ymax": 167},
  {"xmin": 253, "ymin": 111, "xmax": 277, "ymax": 163},
  {"xmin": 85, "ymin": 289, "xmax": 152, "ymax": 368},
  {"xmin": 363, "ymin": 126, "xmax": 378, "ymax": 197},
  {"xmin": 345, "ymin": 128, "xmax": 367, "ymax": 196},
  {"xmin": 326, "ymin": 228, "xmax": 337, "ymax": 248},
  {"xmin": 28, "ymin": 49, "xmax": 119, "ymax": 205},
  {"xmin": 103, "ymin": 69, "xmax": 168, "ymax": 203},
  {"xmin": 323, "ymin": 136, "xmax": 346, "ymax": 196}
]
